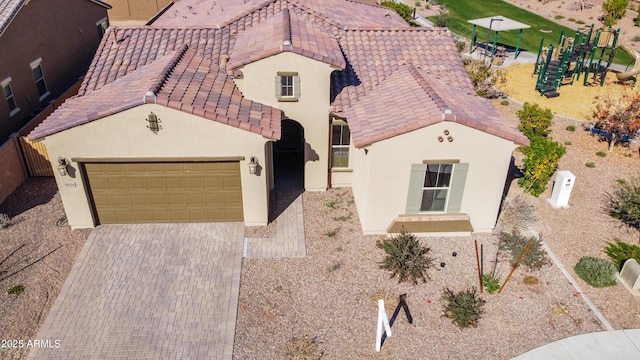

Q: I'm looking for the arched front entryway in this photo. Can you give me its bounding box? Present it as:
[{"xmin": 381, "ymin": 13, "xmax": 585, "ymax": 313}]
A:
[{"xmin": 270, "ymin": 119, "xmax": 304, "ymax": 221}]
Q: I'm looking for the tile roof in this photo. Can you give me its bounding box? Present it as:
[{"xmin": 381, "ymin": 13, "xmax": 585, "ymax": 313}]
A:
[
  {"xmin": 31, "ymin": 0, "xmax": 525, "ymax": 147},
  {"xmin": 228, "ymin": 7, "xmax": 345, "ymax": 69},
  {"xmin": 332, "ymin": 27, "xmax": 528, "ymax": 146},
  {"xmin": 342, "ymin": 65, "xmax": 528, "ymax": 147},
  {"xmin": 0, "ymin": 0, "xmax": 26, "ymax": 37},
  {"xmin": 29, "ymin": 47, "xmax": 281, "ymax": 140}
]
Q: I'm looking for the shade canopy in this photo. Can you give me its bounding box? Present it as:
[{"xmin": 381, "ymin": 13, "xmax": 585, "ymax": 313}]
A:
[{"xmin": 467, "ymin": 16, "xmax": 531, "ymax": 31}]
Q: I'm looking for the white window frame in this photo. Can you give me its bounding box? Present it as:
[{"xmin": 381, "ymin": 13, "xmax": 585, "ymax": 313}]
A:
[
  {"xmin": 419, "ymin": 163, "xmax": 454, "ymax": 213},
  {"xmin": 331, "ymin": 121, "xmax": 351, "ymax": 169},
  {"xmin": 276, "ymin": 72, "xmax": 299, "ymax": 102},
  {"xmin": 30, "ymin": 58, "xmax": 50, "ymax": 101},
  {"xmin": 96, "ymin": 17, "xmax": 109, "ymax": 39},
  {"xmin": 1, "ymin": 77, "xmax": 20, "ymax": 117}
]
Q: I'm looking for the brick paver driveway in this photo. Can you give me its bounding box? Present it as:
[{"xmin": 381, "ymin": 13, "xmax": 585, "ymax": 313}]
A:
[{"xmin": 28, "ymin": 223, "xmax": 244, "ymax": 360}]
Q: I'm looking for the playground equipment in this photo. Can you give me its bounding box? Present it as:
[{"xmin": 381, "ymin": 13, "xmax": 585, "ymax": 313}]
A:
[
  {"xmin": 534, "ymin": 25, "xmax": 619, "ymax": 98},
  {"xmin": 615, "ymin": 38, "xmax": 640, "ymax": 84}
]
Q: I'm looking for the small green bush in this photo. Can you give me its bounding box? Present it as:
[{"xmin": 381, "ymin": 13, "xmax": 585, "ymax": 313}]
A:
[
  {"xmin": 482, "ymin": 274, "xmax": 501, "ymax": 294},
  {"xmin": 441, "ymin": 287, "xmax": 485, "ymax": 329},
  {"xmin": 499, "ymin": 230, "xmax": 551, "ymax": 270},
  {"xmin": 568, "ymin": 17, "xmax": 576, "ymax": 22},
  {"xmin": 517, "ymin": 102, "xmax": 553, "ymax": 138},
  {"xmin": 376, "ymin": 229, "xmax": 434, "ymax": 284},
  {"xmin": 7, "ymin": 285, "xmax": 24, "ymax": 295},
  {"xmin": 518, "ymin": 136, "xmax": 566, "ymax": 196},
  {"xmin": 574, "ymin": 257, "xmax": 617, "ymax": 287},
  {"xmin": 596, "ymin": 151, "xmax": 607, "ymax": 157},
  {"xmin": 604, "ymin": 239, "xmax": 640, "ymax": 271},
  {"xmin": 576, "ymin": 20, "xmax": 585, "ymax": 24},
  {"xmin": 554, "ymin": 15, "xmax": 565, "ymax": 19},
  {"xmin": 564, "ymin": 141, "xmax": 572, "ymax": 145},
  {"xmin": 566, "ymin": 125, "xmax": 576, "ymax": 132},
  {"xmin": 500, "ymin": 100, "xmax": 510, "ymax": 106},
  {"xmin": 381, "ymin": 1, "xmax": 414, "ymax": 24},
  {"xmin": 433, "ymin": 10, "xmax": 450, "ymax": 27},
  {"xmin": 633, "ymin": 36, "xmax": 640, "ymax": 42},
  {"xmin": 585, "ymin": 162, "xmax": 596, "ymax": 168}
]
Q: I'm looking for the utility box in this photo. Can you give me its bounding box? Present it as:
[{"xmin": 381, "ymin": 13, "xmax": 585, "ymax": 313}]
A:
[{"xmin": 548, "ymin": 171, "xmax": 575, "ymax": 208}]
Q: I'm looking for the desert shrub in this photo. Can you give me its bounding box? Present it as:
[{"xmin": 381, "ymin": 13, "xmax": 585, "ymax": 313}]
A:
[
  {"xmin": 441, "ymin": 287, "xmax": 485, "ymax": 329},
  {"xmin": 482, "ymin": 274, "xmax": 501, "ymax": 294},
  {"xmin": 585, "ymin": 162, "xmax": 596, "ymax": 168},
  {"xmin": 602, "ymin": 0, "xmax": 629, "ymax": 26},
  {"xmin": 518, "ymin": 136, "xmax": 566, "ymax": 196},
  {"xmin": 576, "ymin": 20, "xmax": 586, "ymax": 24},
  {"xmin": 523, "ymin": 275, "xmax": 540, "ymax": 286},
  {"xmin": 633, "ymin": 36, "xmax": 640, "ymax": 41},
  {"xmin": 282, "ymin": 335, "xmax": 324, "ymax": 359},
  {"xmin": 376, "ymin": 229, "xmax": 434, "ymax": 284},
  {"xmin": 381, "ymin": 1, "xmax": 414, "ymax": 24},
  {"xmin": 568, "ymin": 17, "xmax": 577, "ymax": 22},
  {"xmin": 605, "ymin": 177, "xmax": 640, "ymax": 235},
  {"xmin": 500, "ymin": 100, "xmax": 510, "ymax": 106},
  {"xmin": 604, "ymin": 239, "xmax": 640, "ymax": 271},
  {"xmin": 499, "ymin": 230, "xmax": 551, "ymax": 270},
  {"xmin": 7, "ymin": 285, "xmax": 24, "ymax": 295},
  {"xmin": 0, "ymin": 213, "xmax": 12, "ymax": 229},
  {"xmin": 455, "ymin": 39, "xmax": 466, "ymax": 53},
  {"xmin": 554, "ymin": 15, "xmax": 565, "ymax": 19},
  {"xmin": 574, "ymin": 257, "xmax": 617, "ymax": 287},
  {"xmin": 433, "ymin": 10, "xmax": 450, "ymax": 27},
  {"xmin": 564, "ymin": 141, "xmax": 572, "ymax": 145},
  {"xmin": 566, "ymin": 125, "xmax": 576, "ymax": 131},
  {"xmin": 517, "ymin": 102, "xmax": 553, "ymax": 138},
  {"xmin": 464, "ymin": 58, "xmax": 492, "ymax": 87},
  {"xmin": 596, "ymin": 151, "xmax": 607, "ymax": 157}
]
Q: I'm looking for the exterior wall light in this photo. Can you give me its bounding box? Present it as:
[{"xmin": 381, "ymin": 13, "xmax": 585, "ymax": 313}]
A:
[
  {"xmin": 248, "ymin": 156, "xmax": 258, "ymax": 174},
  {"xmin": 146, "ymin": 112, "xmax": 162, "ymax": 133},
  {"xmin": 57, "ymin": 157, "xmax": 69, "ymax": 176}
]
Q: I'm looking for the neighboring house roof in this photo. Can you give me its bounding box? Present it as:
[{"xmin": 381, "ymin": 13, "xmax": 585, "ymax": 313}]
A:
[
  {"xmin": 333, "ymin": 27, "xmax": 529, "ymax": 146},
  {"xmin": 228, "ymin": 8, "xmax": 345, "ymax": 69},
  {"xmin": 0, "ymin": 0, "xmax": 111, "ymax": 38},
  {"xmin": 29, "ymin": 46, "xmax": 281, "ymax": 140},
  {"xmin": 343, "ymin": 65, "xmax": 529, "ymax": 147},
  {"xmin": 151, "ymin": 0, "xmax": 406, "ymax": 29}
]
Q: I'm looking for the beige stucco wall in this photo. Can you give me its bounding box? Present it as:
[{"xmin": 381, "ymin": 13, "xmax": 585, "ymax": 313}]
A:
[
  {"xmin": 352, "ymin": 121, "xmax": 518, "ymax": 235},
  {"xmin": 42, "ymin": 104, "xmax": 271, "ymax": 229},
  {"xmin": 236, "ymin": 52, "xmax": 337, "ymax": 191}
]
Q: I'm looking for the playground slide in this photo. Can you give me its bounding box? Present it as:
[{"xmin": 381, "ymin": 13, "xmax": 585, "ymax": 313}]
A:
[{"xmin": 616, "ymin": 40, "xmax": 640, "ymax": 82}]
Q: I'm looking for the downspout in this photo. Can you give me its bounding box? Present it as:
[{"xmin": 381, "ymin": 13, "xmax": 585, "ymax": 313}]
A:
[{"xmin": 327, "ymin": 115, "xmax": 332, "ymax": 189}]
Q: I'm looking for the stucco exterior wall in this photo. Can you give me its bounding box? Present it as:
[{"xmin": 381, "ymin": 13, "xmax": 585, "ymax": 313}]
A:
[
  {"xmin": 0, "ymin": 0, "xmax": 108, "ymax": 142},
  {"xmin": 352, "ymin": 121, "xmax": 518, "ymax": 234},
  {"xmin": 236, "ymin": 52, "xmax": 337, "ymax": 191},
  {"xmin": 42, "ymin": 104, "xmax": 271, "ymax": 229}
]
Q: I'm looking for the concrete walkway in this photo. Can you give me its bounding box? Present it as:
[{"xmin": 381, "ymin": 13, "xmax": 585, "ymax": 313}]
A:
[
  {"xmin": 512, "ymin": 329, "xmax": 640, "ymax": 359},
  {"xmin": 28, "ymin": 223, "xmax": 244, "ymax": 360}
]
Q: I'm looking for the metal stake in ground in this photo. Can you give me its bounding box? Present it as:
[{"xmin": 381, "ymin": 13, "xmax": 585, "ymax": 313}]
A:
[
  {"xmin": 498, "ymin": 240, "xmax": 533, "ymax": 294},
  {"xmin": 475, "ymin": 239, "xmax": 483, "ymax": 293}
]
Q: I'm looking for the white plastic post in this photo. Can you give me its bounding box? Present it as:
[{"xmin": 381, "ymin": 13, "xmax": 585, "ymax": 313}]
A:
[{"xmin": 375, "ymin": 299, "xmax": 392, "ymax": 352}]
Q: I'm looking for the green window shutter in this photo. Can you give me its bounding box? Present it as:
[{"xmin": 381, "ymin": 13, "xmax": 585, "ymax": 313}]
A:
[
  {"xmin": 275, "ymin": 76, "xmax": 281, "ymax": 98},
  {"xmin": 294, "ymin": 76, "xmax": 300, "ymax": 98},
  {"xmin": 405, "ymin": 164, "xmax": 426, "ymax": 214},
  {"xmin": 447, "ymin": 163, "xmax": 468, "ymax": 214}
]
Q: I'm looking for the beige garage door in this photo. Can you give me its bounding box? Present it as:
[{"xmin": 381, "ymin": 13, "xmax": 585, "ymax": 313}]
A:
[{"xmin": 84, "ymin": 162, "xmax": 243, "ymax": 224}]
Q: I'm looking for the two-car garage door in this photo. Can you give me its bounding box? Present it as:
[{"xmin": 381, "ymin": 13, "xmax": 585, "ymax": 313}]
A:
[{"xmin": 84, "ymin": 161, "xmax": 243, "ymax": 224}]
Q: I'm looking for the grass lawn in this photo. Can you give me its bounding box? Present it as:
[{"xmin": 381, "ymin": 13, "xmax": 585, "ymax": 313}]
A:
[{"xmin": 429, "ymin": 0, "xmax": 633, "ymax": 64}]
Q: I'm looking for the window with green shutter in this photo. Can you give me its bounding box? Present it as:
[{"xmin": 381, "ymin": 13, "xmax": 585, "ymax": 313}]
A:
[
  {"xmin": 405, "ymin": 162, "xmax": 468, "ymax": 214},
  {"xmin": 275, "ymin": 72, "xmax": 300, "ymax": 102}
]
